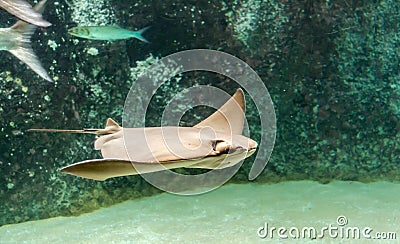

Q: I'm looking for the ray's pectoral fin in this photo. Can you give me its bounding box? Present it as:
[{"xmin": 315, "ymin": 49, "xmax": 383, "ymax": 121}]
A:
[
  {"xmin": 194, "ymin": 88, "xmax": 245, "ymax": 135},
  {"xmin": 60, "ymin": 159, "xmax": 136, "ymax": 181},
  {"xmin": 60, "ymin": 157, "xmax": 203, "ymax": 181}
]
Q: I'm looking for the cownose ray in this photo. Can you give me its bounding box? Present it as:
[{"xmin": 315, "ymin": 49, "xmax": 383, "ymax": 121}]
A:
[
  {"xmin": 0, "ymin": 0, "xmax": 53, "ymax": 82},
  {"xmin": 29, "ymin": 89, "xmax": 258, "ymax": 181},
  {"xmin": 0, "ymin": 0, "xmax": 51, "ymax": 27}
]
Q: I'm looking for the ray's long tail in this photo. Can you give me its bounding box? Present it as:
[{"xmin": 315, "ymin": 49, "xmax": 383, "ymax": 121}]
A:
[{"xmin": 28, "ymin": 128, "xmax": 100, "ymax": 134}]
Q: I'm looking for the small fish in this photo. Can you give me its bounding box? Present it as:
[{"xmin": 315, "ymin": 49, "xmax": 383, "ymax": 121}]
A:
[
  {"xmin": 0, "ymin": 0, "xmax": 52, "ymax": 82},
  {"xmin": 0, "ymin": 0, "xmax": 51, "ymax": 27},
  {"xmin": 68, "ymin": 26, "xmax": 150, "ymax": 43}
]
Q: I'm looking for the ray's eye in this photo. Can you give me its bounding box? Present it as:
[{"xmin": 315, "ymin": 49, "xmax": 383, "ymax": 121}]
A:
[
  {"xmin": 211, "ymin": 140, "xmax": 224, "ymax": 151},
  {"xmin": 212, "ymin": 140, "xmax": 234, "ymax": 154}
]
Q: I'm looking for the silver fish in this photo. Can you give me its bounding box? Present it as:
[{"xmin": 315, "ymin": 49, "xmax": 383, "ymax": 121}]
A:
[
  {"xmin": 68, "ymin": 26, "xmax": 150, "ymax": 42},
  {"xmin": 0, "ymin": 0, "xmax": 51, "ymax": 27},
  {"xmin": 0, "ymin": 0, "xmax": 52, "ymax": 82}
]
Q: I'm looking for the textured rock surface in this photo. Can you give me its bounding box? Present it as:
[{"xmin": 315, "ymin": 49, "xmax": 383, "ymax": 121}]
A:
[{"xmin": 0, "ymin": 0, "xmax": 398, "ymax": 225}]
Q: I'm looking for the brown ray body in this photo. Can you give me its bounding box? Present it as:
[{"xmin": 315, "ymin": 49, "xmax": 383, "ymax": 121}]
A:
[{"xmin": 29, "ymin": 89, "xmax": 258, "ymax": 180}]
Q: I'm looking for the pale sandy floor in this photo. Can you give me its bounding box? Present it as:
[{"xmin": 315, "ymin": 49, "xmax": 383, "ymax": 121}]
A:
[{"xmin": 0, "ymin": 181, "xmax": 399, "ymax": 243}]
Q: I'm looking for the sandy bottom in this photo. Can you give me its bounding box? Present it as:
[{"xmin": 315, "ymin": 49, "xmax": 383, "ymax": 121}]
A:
[{"xmin": 0, "ymin": 181, "xmax": 399, "ymax": 243}]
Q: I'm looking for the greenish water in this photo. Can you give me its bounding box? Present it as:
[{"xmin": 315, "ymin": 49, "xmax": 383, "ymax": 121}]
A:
[{"xmin": 1, "ymin": 181, "xmax": 399, "ymax": 243}]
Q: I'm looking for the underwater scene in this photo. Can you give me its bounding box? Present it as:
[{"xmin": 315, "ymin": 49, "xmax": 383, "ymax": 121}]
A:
[{"xmin": 0, "ymin": 0, "xmax": 399, "ymax": 243}]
